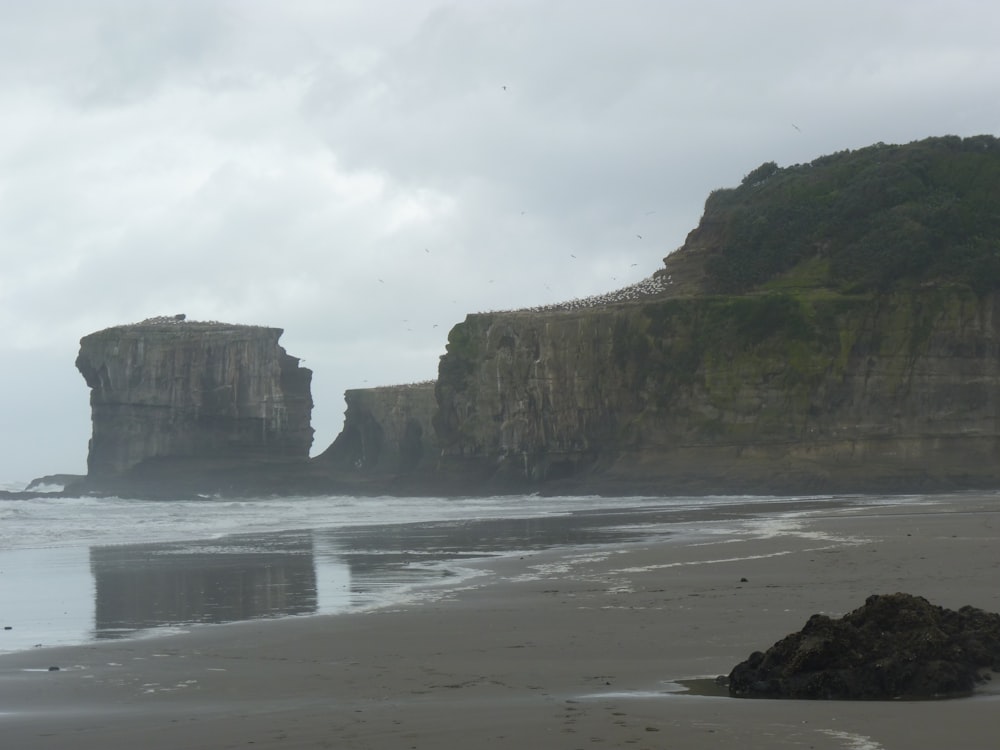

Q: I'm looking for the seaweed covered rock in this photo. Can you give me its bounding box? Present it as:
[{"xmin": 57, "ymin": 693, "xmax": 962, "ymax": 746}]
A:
[{"xmin": 728, "ymin": 593, "xmax": 1000, "ymax": 700}]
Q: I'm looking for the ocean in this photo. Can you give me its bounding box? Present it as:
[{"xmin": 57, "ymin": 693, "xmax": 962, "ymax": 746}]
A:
[{"xmin": 0, "ymin": 488, "xmax": 933, "ymax": 655}]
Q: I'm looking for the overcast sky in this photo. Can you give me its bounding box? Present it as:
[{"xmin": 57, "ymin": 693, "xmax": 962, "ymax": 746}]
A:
[{"xmin": 2, "ymin": 0, "xmax": 999, "ymax": 486}]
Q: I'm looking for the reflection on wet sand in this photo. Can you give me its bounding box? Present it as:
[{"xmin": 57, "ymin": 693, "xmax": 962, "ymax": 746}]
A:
[
  {"xmin": 89, "ymin": 533, "xmax": 318, "ymax": 638},
  {"xmin": 313, "ymin": 511, "xmax": 666, "ymax": 602},
  {"xmin": 85, "ymin": 500, "xmax": 834, "ymax": 642},
  {"xmin": 86, "ymin": 510, "xmax": 656, "ymax": 639}
]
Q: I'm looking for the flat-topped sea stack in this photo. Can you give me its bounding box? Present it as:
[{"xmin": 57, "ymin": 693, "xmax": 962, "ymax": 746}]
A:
[{"xmin": 75, "ymin": 317, "xmax": 313, "ymax": 495}]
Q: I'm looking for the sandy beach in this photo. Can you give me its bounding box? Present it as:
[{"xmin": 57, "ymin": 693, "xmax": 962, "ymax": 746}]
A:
[{"xmin": 3, "ymin": 494, "xmax": 1000, "ymax": 749}]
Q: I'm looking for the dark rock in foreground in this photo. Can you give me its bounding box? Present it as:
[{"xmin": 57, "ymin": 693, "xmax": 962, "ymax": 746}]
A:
[{"xmin": 728, "ymin": 593, "xmax": 1000, "ymax": 700}]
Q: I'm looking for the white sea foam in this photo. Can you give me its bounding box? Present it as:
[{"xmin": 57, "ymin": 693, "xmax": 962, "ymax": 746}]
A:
[
  {"xmin": 818, "ymin": 729, "xmax": 886, "ymax": 750},
  {"xmin": 0, "ymin": 492, "xmax": 814, "ymax": 552}
]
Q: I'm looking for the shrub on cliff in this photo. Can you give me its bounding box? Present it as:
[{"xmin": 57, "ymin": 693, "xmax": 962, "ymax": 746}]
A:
[{"xmin": 700, "ymin": 135, "xmax": 1000, "ymax": 295}]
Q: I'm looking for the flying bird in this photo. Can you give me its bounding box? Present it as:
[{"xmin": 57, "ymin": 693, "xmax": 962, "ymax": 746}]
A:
[{"xmin": 792, "ymin": 123, "xmax": 802, "ymax": 132}]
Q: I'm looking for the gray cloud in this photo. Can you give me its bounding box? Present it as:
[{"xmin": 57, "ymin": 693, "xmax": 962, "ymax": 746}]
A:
[{"xmin": 2, "ymin": 0, "xmax": 1000, "ymax": 483}]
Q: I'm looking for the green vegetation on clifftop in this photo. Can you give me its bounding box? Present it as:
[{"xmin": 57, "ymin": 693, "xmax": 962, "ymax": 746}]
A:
[{"xmin": 700, "ymin": 135, "xmax": 1000, "ymax": 294}]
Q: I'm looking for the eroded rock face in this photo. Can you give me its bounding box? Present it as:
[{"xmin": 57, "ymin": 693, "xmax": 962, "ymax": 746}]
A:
[
  {"xmin": 315, "ymin": 383, "xmax": 437, "ymax": 478},
  {"xmin": 431, "ymin": 288, "xmax": 1000, "ymax": 493},
  {"xmin": 727, "ymin": 593, "xmax": 1000, "ymax": 700},
  {"xmin": 76, "ymin": 320, "xmax": 313, "ymax": 482}
]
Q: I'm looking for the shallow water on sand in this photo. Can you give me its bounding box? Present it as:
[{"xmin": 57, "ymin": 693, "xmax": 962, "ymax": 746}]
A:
[{"xmin": 0, "ymin": 492, "xmax": 936, "ymax": 653}]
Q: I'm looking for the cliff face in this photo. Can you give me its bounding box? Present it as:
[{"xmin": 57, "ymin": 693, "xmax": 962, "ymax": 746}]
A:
[
  {"xmin": 415, "ymin": 136, "xmax": 1000, "ymax": 493},
  {"xmin": 320, "ymin": 136, "xmax": 1000, "ymax": 494},
  {"xmin": 76, "ymin": 320, "xmax": 313, "ymax": 482},
  {"xmin": 429, "ymin": 286, "xmax": 1000, "ymax": 493},
  {"xmin": 315, "ymin": 383, "xmax": 437, "ymax": 479}
]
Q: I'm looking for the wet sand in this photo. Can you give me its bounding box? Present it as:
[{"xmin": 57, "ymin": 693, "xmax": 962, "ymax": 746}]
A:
[{"xmin": 3, "ymin": 494, "xmax": 1000, "ymax": 749}]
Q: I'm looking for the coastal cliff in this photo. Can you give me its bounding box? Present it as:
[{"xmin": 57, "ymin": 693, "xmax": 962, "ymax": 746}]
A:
[
  {"xmin": 331, "ymin": 135, "xmax": 1000, "ymax": 494},
  {"xmin": 430, "ymin": 287, "xmax": 1000, "ymax": 492},
  {"xmin": 76, "ymin": 318, "xmax": 313, "ymax": 492},
  {"xmin": 62, "ymin": 135, "xmax": 1000, "ymax": 497},
  {"xmin": 314, "ymin": 383, "xmax": 437, "ymax": 486}
]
